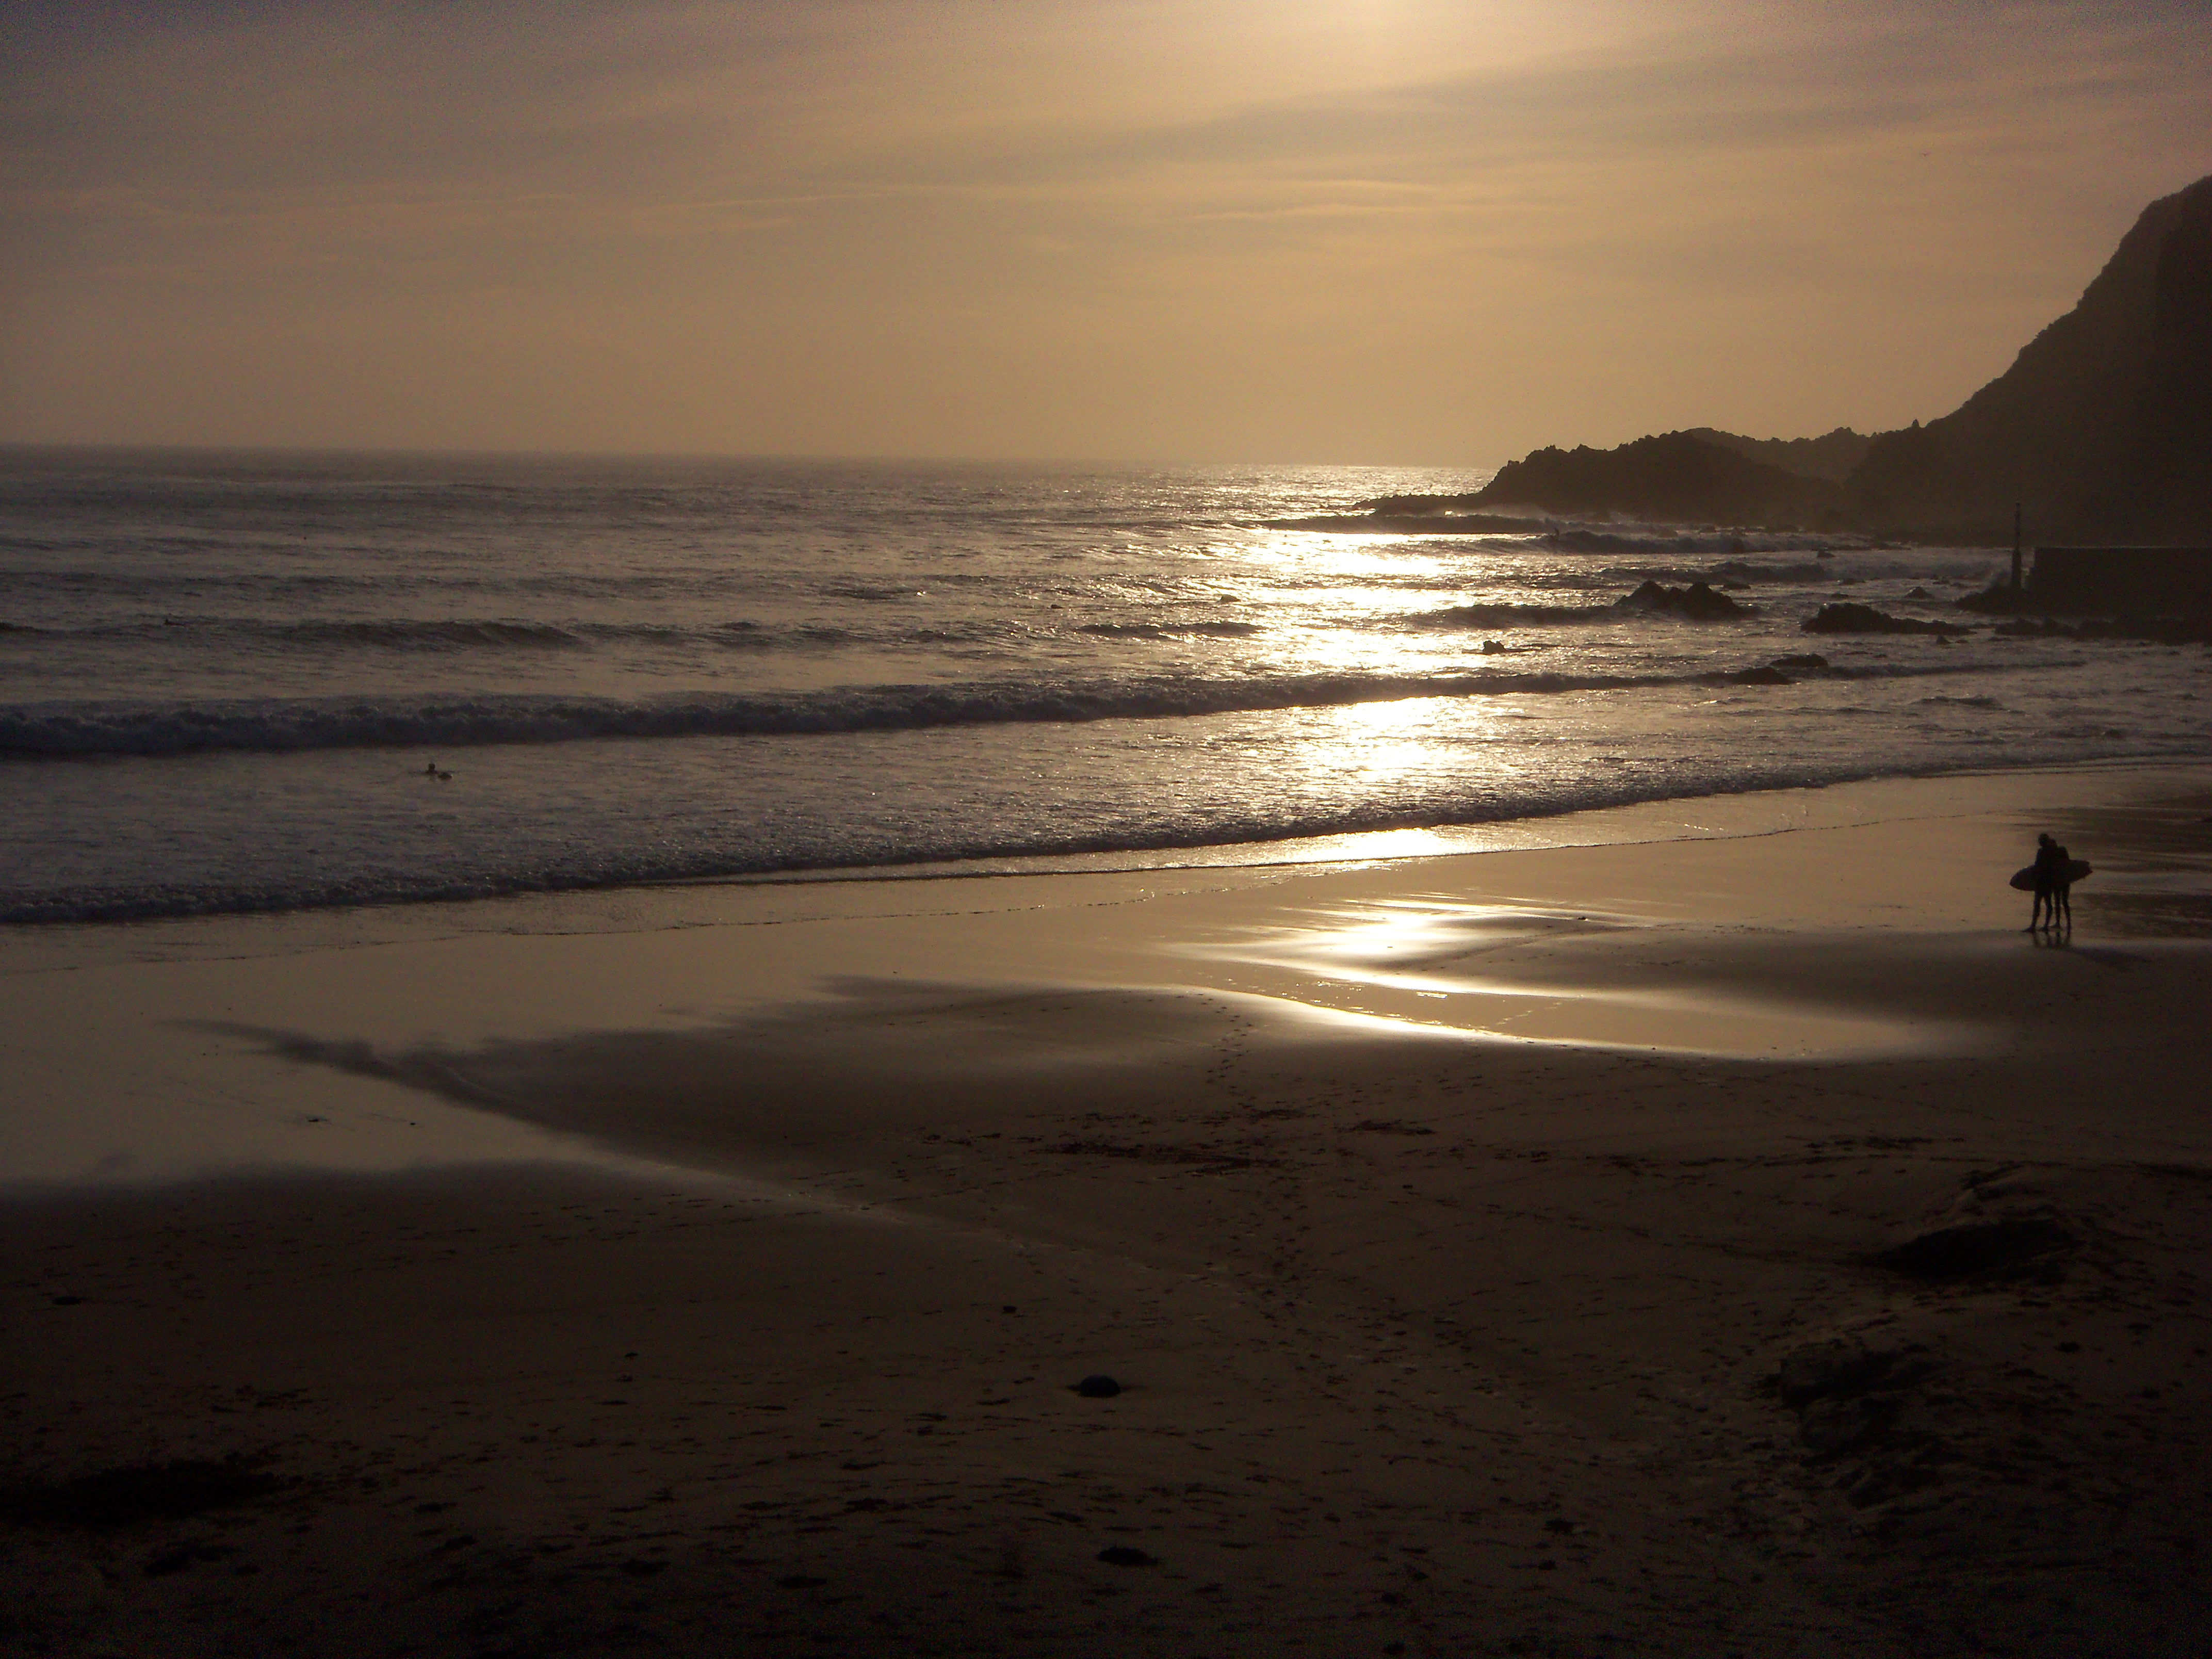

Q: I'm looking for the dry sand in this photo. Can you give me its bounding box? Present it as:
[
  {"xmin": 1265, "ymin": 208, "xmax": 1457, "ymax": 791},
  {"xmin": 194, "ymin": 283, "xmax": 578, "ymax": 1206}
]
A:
[{"xmin": 5, "ymin": 763, "xmax": 2212, "ymax": 1656}]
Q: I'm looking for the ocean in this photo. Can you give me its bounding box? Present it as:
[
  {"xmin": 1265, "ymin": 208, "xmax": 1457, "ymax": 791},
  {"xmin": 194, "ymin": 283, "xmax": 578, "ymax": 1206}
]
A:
[{"xmin": 3, "ymin": 447, "xmax": 2206, "ymax": 926}]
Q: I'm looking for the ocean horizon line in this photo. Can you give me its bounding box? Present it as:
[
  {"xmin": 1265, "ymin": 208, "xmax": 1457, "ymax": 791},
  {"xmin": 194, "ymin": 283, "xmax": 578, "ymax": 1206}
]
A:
[{"xmin": 0, "ymin": 441, "xmax": 1504, "ymax": 474}]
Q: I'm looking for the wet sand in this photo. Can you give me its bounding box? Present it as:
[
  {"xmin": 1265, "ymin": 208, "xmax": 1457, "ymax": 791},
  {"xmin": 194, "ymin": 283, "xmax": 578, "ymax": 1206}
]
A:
[{"xmin": 5, "ymin": 763, "xmax": 2212, "ymax": 1655}]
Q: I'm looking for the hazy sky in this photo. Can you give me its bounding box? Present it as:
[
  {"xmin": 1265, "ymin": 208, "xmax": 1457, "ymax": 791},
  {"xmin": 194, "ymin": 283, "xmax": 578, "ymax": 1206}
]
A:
[{"xmin": 4, "ymin": 1, "xmax": 2208, "ymax": 463}]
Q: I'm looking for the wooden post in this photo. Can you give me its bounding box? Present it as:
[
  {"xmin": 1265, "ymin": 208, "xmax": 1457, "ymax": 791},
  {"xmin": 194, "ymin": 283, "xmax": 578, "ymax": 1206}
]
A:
[{"xmin": 2011, "ymin": 503, "xmax": 2024, "ymax": 593}]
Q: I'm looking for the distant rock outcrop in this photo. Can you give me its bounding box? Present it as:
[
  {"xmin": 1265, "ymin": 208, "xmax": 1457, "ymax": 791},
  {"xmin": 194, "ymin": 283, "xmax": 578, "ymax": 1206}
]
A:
[
  {"xmin": 1356, "ymin": 429, "xmax": 1869, "ymax": 525},
  {"xmin": 1684, "ymin": 427, "xmax": 1874, "ymax": 483},
  {"xmin": 1468, "ymin": 432, "xmax": 1843, "ymax": 528},
  {"xmin": 1846, "ymin": 174, "xmax": 2212, "ymax": 542}
]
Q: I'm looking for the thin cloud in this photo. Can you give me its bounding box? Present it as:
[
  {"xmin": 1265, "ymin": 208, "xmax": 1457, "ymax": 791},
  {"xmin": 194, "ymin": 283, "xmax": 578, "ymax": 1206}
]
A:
[{"xmin": 2, "ymin": 0, "xmax": 2206, "ymax": 456}]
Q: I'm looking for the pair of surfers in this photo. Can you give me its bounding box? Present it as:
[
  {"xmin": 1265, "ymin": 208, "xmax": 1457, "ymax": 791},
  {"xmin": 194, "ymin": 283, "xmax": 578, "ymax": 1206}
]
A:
[{"xmin": 2027, "ymin": 832, "xmax": 2075, "ymax": 931}]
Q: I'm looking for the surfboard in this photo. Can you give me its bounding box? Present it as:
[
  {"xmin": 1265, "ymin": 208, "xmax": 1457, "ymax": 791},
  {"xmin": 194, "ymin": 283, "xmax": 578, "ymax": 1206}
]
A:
[{"xmin": 2010, "ymin": 859, "xmax": 2092, "ymax": 891}]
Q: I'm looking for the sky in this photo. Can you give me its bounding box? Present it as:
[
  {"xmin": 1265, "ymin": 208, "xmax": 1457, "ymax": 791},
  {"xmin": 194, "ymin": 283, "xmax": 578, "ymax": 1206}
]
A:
[{"xmin": 3, "ymin": 0, "xmax": 2208, "ymax": 464}]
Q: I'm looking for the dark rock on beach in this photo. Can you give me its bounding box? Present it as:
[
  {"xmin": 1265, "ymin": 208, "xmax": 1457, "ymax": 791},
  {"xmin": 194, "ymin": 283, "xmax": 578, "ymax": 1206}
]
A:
[
  {"xmin": 1798, "ymin": 1393, "xmax": 1899, "ymax": 1458},
  {"xmin": 1772, "ymin": 1339, "xmax": 1899, "ymax": 1408},
  {"xmin": 3, "ymin": 1457, "xmax": 283, "ymax": 1530},
  {"xmin": 1871, "ymin": 1218, "xmax": 2075, "ymax": 1281},
  {"xmin": 1767, "ymin": 1336, "xmax": 1945, "ymax": 1466}
]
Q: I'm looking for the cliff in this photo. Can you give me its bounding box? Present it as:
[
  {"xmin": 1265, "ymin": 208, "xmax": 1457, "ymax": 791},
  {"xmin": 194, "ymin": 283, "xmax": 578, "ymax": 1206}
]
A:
[
  {"xmin": 1846, "ymin": 174, "xmax": 2212, "ymax": 541},
  {"xmin": 1345, "ymin": 177, "xmax": 2211, "ymax": 541}
]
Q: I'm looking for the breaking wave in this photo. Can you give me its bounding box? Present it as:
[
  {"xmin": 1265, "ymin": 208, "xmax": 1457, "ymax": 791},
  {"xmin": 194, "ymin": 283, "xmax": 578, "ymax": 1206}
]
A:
[
  {"xmin": 0, "ymin": 615, "xmax": 1023, "ymax": 653},
  {"xmin": 2, "ymin": 660, "xmax": 2023, "ymax": 759},
  {"xmin": 1074, "ymin": 620, "xmax": 1264, "ymax": 639},
  {"xmin": 1403, "ymin": 600, "xmax": 1737, "ymax": 628}
]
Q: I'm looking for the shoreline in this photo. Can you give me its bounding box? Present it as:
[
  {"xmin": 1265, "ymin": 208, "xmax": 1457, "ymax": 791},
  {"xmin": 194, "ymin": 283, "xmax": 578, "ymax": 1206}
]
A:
[
  {"xmin": 9, "ymin": 751, "xmax": 2207, "ymax": 947},
  {"xmin": 6, "ymin": 757, "xmax": 2210, "ymax": 1193},
  {"xmin": 5, "ymin": 759, "xmax": 2211, "ymax": 1654},
  {"xmin": 11, "ymin": 745, "xmax": 2208, "ymax": 932},
  {"xmin": 698, "ymin": 752, "xmax": 2212, "ymax": 886}
]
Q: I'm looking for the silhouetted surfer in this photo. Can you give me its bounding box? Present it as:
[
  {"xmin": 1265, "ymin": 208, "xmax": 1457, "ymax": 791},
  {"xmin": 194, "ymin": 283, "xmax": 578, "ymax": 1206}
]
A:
[{"xmin": 2028, "ymin": 832, "xmax": 2072, "ymax": 931}]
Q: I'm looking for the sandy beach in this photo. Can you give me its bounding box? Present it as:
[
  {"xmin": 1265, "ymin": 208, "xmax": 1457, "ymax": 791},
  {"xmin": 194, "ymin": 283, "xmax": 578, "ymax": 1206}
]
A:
[{"xmin": 7, "ymin": 762, "xmax": 2212, "ymax": 1656}]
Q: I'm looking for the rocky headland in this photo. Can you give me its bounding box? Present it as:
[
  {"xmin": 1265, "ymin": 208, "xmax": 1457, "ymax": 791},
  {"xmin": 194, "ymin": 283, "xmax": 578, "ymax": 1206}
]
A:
[
  {"xmin": 1457, "ymin": 432, "xmax": 1846, "ymax": 528},
  {"xmin": 1346, "ymin": 174, "xmax": 2211, "ymax": 546},
  {"xmin": 1336, "ymin": 433, "xmax": 1847, "ymax": 531}
]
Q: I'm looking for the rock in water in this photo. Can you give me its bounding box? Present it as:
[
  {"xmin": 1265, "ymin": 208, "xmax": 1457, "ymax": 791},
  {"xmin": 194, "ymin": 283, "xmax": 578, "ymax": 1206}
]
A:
[
  {"xmin": 1074, "ymin": 1375, "xmax": 1121, "ymax": 1398},
  {"xmin": 1802, "ymin": 603, "xmax": 1969, "ymax": 636},
  {"xmin": 1613, "ymin": 579, "xmax": 1750, "ymax": 620}
]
